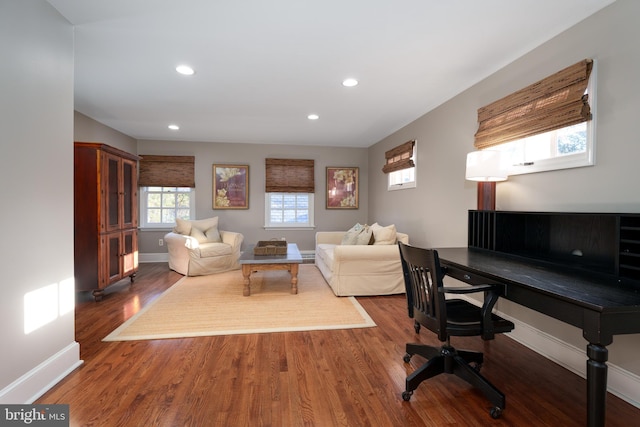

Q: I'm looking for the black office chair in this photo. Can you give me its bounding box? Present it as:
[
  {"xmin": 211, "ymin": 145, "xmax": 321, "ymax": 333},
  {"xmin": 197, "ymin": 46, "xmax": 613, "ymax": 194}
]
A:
[{"xmin": 398, "ymin": 242, "xmax": 514, "ymax": 419}]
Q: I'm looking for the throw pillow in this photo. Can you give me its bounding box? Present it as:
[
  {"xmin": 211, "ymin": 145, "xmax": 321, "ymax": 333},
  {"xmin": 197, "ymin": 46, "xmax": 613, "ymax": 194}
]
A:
[
  {"xmin": 350, "ymin": 223, "xmax": 364, "ymax": 232},
  {"xmin": 191, "ymin": 216, "xmax": 219, "ymax": 232},
  {"xmin": 341, "ymin": 223, "xmax": 362, "ymax": 244},
  {"xmin": 204, "ymin": 226, "xmax": 221, "ymax": 242},
  {"xmin": 371, "ymin": 223, "xmax": 397, "ymax": 245},
  {"xmin": 356, "ymin": 226, "xmax": 374, "ymax": 245},
  {"xmin": 189, "ymin": 226, "xmax": 208, "ymax": 243},
  {"xmin": 190, "ymin": 224, "xmax": 222, "ymax": 244},
  {"xmin": 341, "ymin": 223, "xmax": 361, "ymax": 245},
  {"xmin": 341, "ymin": 223, "xmax": 373, "ymax": 245},
  {"xmin": 174, "ymin": 218, "xmax": 192, "ymax": 235},
  {"xmin": 175, "ymin": 217, "xmax": 221, "ymax": 243}
]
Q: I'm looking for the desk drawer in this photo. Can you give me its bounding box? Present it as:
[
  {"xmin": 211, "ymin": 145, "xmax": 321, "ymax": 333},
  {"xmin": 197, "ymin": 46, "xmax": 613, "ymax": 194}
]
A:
[{"xmin": 443, "ymin": 265, "xmax": 490, "ymax": 285}]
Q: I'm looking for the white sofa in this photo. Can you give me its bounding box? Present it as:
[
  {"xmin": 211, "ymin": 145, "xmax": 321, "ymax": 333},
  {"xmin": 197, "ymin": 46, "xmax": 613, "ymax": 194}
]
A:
[
  {"xmin": 165, "ymin": 217, "xmax": 243, "ymax": 276},
  {"xmin": 315, "ymin": 225, "xmax": 409, "ymax": 296}
]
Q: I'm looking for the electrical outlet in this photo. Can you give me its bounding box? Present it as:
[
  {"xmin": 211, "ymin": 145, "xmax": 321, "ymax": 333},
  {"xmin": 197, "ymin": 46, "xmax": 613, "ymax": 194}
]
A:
[{"xmin": 159, "ymin": 238, "xmax": 164, "ymax": 246}]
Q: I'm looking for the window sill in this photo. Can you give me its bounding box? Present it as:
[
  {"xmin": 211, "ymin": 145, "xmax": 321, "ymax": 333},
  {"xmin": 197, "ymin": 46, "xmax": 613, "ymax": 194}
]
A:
[
  {"xmin": 139, "ymin": 226, "xmax": 175, "ymax": 232},
  {"xmin": 388, "ymin": 182, "xmax": 416, "ymax": 191},
  {"xmin": 264, "ymin": 226, "xmax": 316, "ymax": 231}
]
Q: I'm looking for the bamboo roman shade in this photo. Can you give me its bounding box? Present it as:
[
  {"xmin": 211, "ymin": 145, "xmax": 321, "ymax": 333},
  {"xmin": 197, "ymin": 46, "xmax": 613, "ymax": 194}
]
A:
[
  {"xmin": 138, "ymin": 155, "xmax": 195, "ymax": 187},
  {"xmin": 265, "ymin": 158, "xmax": 314, "ymax": 193},
  {"xmin": 382, "ymin": 140, "xmax": 415, "ymax": 173},
  {"xmin": 474, "ymin": 59, "xmax": 593, "ymax": 149}
]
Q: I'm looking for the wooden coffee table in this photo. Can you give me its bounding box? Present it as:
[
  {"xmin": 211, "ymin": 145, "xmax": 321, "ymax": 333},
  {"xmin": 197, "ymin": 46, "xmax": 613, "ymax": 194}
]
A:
[{"xmin": 238, "ymin": 243, "xmax": 303, "ymax": 296}]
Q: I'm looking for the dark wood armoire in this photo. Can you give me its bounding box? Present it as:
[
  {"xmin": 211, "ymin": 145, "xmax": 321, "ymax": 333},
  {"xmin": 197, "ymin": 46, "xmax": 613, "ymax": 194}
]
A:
[{"xmin": 74, "ymin": 142, "xmax": 140, "ymax": 301}]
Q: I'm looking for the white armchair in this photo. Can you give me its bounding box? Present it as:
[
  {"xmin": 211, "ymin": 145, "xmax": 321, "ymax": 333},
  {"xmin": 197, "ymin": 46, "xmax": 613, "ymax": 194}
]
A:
[{"xmin": 165, "ymin": 217, "xmax": 243, "ymax": 276}]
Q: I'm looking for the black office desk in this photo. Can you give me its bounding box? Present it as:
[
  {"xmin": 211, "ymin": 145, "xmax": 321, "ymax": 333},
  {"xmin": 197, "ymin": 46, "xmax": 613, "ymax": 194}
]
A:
[{"xmin": 436, "ymin": 247, "xmax": 640, "ymax": 427}]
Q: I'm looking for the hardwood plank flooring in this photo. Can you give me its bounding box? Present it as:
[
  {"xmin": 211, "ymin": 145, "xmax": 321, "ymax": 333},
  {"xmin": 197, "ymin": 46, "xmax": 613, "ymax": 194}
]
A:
[{"xmin": 38, "ymin": 263, "xmax": 640, "ymax": 426}]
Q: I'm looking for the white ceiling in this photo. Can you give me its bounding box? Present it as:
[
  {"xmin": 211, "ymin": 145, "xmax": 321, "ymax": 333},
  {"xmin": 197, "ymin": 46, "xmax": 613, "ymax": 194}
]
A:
[{"xmin": 47, "ymin": 0, "xmax": 614, "ymax": 148}]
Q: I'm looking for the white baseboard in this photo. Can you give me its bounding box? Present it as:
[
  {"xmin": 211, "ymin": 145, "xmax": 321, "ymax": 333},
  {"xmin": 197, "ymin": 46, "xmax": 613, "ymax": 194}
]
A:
[
  {"xmin": 458, "ymin": 295, "xmax": 640, "ymax": 409},
  {"xmin": 139, "ymin": 253, "xmax": 169, "ymax": 263},
  {"xmin": 139, "ymin": 252, "xmax": 315, "ymax": 263},
  {"xmin": 506, "ymin": 315, "xmax": 640, "ymax": 408},
  {"xmin": 0, "ymin": 342, "xmax": 83, "ymax": 404}
]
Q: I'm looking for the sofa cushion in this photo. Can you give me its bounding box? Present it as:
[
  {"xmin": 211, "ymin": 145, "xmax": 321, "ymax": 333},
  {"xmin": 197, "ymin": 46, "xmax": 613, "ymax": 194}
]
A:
[
  {"xmin": 198, "ymin": 242, "xmax": 233, "ymax": 258},
  {"xmin": 341, "ymin": 223, "xmax": 374, "ymax": 245},
  {"xmin": 371, "ymin": 223, "xmax": 397, "ymax": 245}
]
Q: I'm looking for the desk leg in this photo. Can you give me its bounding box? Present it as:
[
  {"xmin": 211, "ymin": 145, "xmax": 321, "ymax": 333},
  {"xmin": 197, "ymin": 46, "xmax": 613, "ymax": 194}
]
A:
[
  {"xmin": 290, "ymin": 264, "xmax": 299, "ymax": 294},
  {"xmin": 586, "ymin": 343, "xmax": 608, "ymax": 427},
  {"xmin": 242, "ymin": 265, "xmax": 252, "ymax": 296}
]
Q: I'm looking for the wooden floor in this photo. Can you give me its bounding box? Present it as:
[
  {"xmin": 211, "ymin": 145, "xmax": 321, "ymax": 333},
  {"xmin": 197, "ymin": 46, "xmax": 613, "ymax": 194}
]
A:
[{"xmin": 38, "ymin": 263, "xmax": 640, "ymax": 426}]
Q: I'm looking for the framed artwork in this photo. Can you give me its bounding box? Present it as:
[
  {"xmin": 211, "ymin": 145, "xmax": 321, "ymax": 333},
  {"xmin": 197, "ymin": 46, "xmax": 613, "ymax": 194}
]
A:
[
  {"xmin": 213, "ymin": 164, "xmax": 249, "ymax": 209},
  {"xmin": 326, "ymin": 167, "xmax": 359, "ymax": 209}
]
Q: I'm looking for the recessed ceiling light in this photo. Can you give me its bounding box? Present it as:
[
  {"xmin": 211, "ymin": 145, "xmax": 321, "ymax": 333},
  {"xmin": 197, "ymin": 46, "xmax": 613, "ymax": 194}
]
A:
[
  {"xmin": 307, "ymin": 114, "xmax": 319, "ymax": 120},
  {"xmin": 342, "ymin": 78, "xmax": 358, "ymax": 87},
  {"xmin": 176, "ymin": 65, "xmax": 195, "ymax": 76},
  {"xmin": 168, "ymin": 124, "xmax": 180, "ymax": 130}
]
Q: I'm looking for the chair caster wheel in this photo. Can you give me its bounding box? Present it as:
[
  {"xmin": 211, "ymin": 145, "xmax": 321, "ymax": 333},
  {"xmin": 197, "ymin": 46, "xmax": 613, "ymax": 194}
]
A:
[
  {"xmin": 402, "ymin": 391, "xmax": 413, "ymax": 401},
  {"xmin": 413, "ymin": 321, "xmax": 421, "ymax": 334},
  {"xmin": 490, "ymin": 407, "xmax": 502, "ymax": 419},
  {"xmin": 403, "ymin": 353, "xmax": 412, "ymax": 363}
]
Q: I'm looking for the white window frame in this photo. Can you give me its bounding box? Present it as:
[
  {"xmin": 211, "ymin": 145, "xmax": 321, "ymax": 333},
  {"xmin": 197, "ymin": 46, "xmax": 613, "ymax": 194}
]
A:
[
  {"xmin": 264, "ymin": 193, "xmax": 315, "ymax": 230},
  {"xmin": 388, "ymin": 144, "xmax": 416, "ymax": 191},
  {"xmin": 492, "ymin": 63, "xmax": 596, "ymax": 176},
  {"xmin": 140, "ymin": 186, "xmax": 195, "ymax": 229}
]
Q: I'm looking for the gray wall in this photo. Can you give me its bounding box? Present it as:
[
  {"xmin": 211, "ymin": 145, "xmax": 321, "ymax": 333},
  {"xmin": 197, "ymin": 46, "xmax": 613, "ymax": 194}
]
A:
[
  {"xmin": 369, "ymin": 0, "xmax": 640, "ymax": 375},
  {"xmin": 136, "ymin": 140, "xmax": 369, "ymax": 253},
  {"xmin": 74, "ymin": 111, "xmax": 137, "ymax": 154},
  {"xmin": 0, "ymin": 1, "xmax": 79, "ymax": 402}
]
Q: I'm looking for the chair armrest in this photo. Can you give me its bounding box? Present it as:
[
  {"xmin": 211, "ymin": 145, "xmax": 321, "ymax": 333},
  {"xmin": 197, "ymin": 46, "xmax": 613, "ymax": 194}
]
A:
[
  {"xmin": 396, "ymin": 232, "xmax": 409, "ymax": 244},
  {"xmin": 165, "ymin": 232, "xmax": 190, "ymax": 247},
  {"xmin": 220, "ymin": 230, "xmax": 243, "ymax": 252},
  {"xmin": 441, "ymin": 283, "xmax": 505, "ymax": 340},
  {"xmin": 165, "ymin": 232, "xmax": 203, "ymax": 252}
]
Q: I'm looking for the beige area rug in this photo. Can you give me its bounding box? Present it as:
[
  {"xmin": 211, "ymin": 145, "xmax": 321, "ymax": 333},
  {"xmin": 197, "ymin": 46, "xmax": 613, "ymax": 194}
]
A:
[{"xmin": 103, "ymin": 265, "xmax": 376, "ymax": 341}]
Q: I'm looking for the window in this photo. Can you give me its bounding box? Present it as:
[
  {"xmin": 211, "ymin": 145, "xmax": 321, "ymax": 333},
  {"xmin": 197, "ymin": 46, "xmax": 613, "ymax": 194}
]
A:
[
  {"xmin": 140, "ymin": 187, "xmax": 194, "ymax": 228},
  {"xmin": 383, "ymin": 140, "xmax": 416, "ymax": 190},
  {"xmin": 388, "ymin": 144, "xmax": 416, "ymax": 190},
  {"xmin": 491, "ymin": 121, "xmax": 593, "ymax": 175},
  {"xmin": 264, "ymin": 193, "xmax": 314, "ymax": 229},
  {"xmin": 474, "ymin": 59, "xmax": 595, "ymax": 175},
  {"xmin": 138, "ymin": 155, "xmax": 195, "ymax": 228},
  {"xmin": 264, "ymin": 158, "xmax": 315, "ymax": 229}
]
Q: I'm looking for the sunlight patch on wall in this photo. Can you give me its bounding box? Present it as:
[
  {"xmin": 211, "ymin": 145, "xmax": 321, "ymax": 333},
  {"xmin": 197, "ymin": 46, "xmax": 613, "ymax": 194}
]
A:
[
  {"xmin": 24, "ymin": 277, "xmax": 75, "ymax": 334},
  {"xmin": 59, "ymin": 277, "xmax": 75, "ymax": 316}
]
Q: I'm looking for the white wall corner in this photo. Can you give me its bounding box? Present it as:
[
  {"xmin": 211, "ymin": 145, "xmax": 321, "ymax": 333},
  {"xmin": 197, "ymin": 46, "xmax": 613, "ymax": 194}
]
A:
[{"xmin": 0, "ymin": 342, "xmax": 83, "ymax": 404}]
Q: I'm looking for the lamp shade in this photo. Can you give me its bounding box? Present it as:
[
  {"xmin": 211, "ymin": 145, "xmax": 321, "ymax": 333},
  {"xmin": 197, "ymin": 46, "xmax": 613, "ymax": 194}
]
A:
[{"xmin": 465, "ymin": 150, "xmax": 508, "ymax": 182}]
